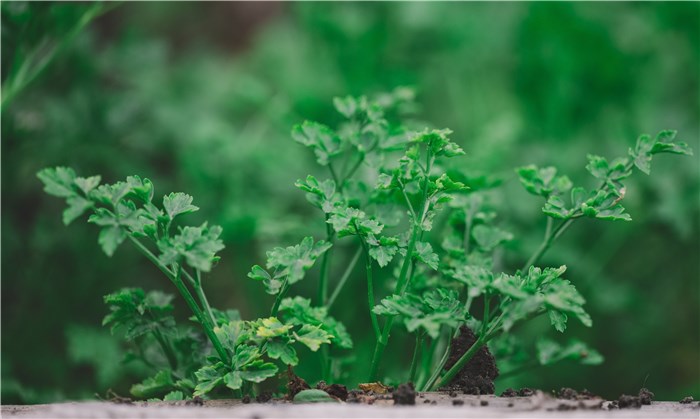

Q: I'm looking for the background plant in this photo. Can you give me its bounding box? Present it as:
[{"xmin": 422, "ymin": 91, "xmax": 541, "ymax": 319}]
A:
[{"xmin": 3, "ymin": 1, "xmax": 698, "ymax": 403}]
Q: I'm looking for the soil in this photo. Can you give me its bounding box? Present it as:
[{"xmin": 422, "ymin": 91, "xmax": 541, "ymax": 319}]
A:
[
  {"xmin": 256, "ymin": 392, "xmax": 273, "ymax": 403},
  {"xmin": 286, "ymin": 367, "xmax": 310, "ymax": 400},
  {"xmin": 556, "ymin": 387, "xmax": 600, "ymax": 401},
  {"xmin": 679, "ymin": 396, "xmax": 694, "ymax": 404},
  {"xmin": 315, "ymin": 381, "xmax": 348, "ymax": 402},
  {"xmin": 391, "ymin": 383, "xmax": 416, "ymax": 405},
  {"xmin": 639, "ymin": 388, "xmax": 654, "ymax": 405},
  {"xmin": 501, "ymin": 387, "xmax": 540, "ymax": 398},
  {"xmin": 609, "ymin": 388, "xmax": 656, "ymax": 409},
  {"xmin": 185, "ymin": 396, "xmax": 204, "ymax": 406},
  {"xmin": 440, "ymin": 326, "xmax": 498, "ymax": 395}
]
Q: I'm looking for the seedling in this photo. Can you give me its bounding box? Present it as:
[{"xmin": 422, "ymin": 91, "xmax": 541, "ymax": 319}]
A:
[{"xmin": 39, "ymin": 90, "xmax": 691, "ymax": 400}]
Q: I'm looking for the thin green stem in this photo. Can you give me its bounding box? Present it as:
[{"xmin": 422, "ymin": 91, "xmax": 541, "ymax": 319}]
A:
[
  {"xmin": 2, "ymin": 3, "xmax": 119, "ymax": 109},
  {"xmin": 480, "ymin": 295, "xmax": 491, "ymax": 337},
  {"xmin": 271, "ymin": 278, "xmax": 290, "ymax": 317},
  {"xmin": 463, "ymin": 212, "xmax": 473, "ymax": 255},
  {"xmin": 408, "ymin": 333, "xmax": 423, "ymax": 384},
  {"xmin": 360, "ymin": 238, "xmax": 381, "ymax": 340},
  {"xmin": 153, "ymin": 328, "xmax": 178, "ymax": 371},
  {"xmin": 430, "ymin": 336, "xmax": 486, "ymax": 391},
  {"xmin": 368, "ymin": 149, "xmax": 434, "ymax": 381},
  {"xmin": 317, "ymin": 215, "xmax": 334, "ymax": 306},
  {"xmin": 127, "ymin": 236, "xmax": 229, "ymax": 363},
  {"xmin": 421, "ymin": 333, "xmax": 453, "ymax": 391},
  {"xmin": 521, "ymin": 218, "xmax": 576, "ymax": 272},
  {"xmin": 193, "ymin": 269, "xmax": 216, "ymax": 327},
  {"xmin": 328, "ymin": 163, "xmax": 340, "ymax": 187},
  {"xmin": 327, "ymin": 247, "xmax": 362, "ymax": 309},
  {"xmin": 368, "ymin": 206, "xmax": 420, "ymax": 381}
]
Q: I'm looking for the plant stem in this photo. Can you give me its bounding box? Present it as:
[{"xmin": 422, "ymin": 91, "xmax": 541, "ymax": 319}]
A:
[
  {"xmin": 271, "ymin": 278, "xmax": 290, "ymax": 317},
  {"xmin": 127, "ymin": 236, "xmax": 229, "ymax": 363},
  {"xmin": 153, "ymin": 328, "xmax": 179, "ymax": 371},
  {"xmin": 408, "ymin": 333, "xmax": 423, "ymax": 384},
  {"xmin": 2, "ymin": 3, "xmax": 119, "ymax": 110},
  {"xmin": 421, "ymin": 333, "xmax": 453, "ymax": 391},
  {"xmin": 368, "ymin": 224, "xmax": 419, "ymax": 381},
  {"xmin": 430, "ymin": 336, "xmax": 486, "ymax": 390},
  {"xmin": 360, "ymin": 238, "xmax": 381, "ymax": 340},
  {"xmin": 193, "ymin": 269, "xmax": 216, "ymax": 327},
  {"xmin": 317, "ymin": 215, "xmax": 334, "ymax": 306},
  {"xmin": 463, "ymin": 211, "xmax": 473, "ymax": 255},
  {"xmin": 327, "ymin": 247, "xmax": 362, "ymax": 309},
  {"xmin": 521, "ymin": 218, "xmax": 575, "ymax": 272}
]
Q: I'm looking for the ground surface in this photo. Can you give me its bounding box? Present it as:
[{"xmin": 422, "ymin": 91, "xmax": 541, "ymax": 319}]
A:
[{"xmin": 3, "ymin": 393, "xmax": 699, "ymax": 418}]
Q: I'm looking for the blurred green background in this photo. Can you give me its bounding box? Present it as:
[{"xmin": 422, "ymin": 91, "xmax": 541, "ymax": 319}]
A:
[{"xmin": 2, "ymin": 1, "xmax": 698, "ymax": 403}]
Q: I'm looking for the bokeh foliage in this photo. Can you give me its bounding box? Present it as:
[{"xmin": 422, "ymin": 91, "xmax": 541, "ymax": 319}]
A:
[{"xmin": 2, "ymin": 1, "xmax": 698, "ymax": 403}]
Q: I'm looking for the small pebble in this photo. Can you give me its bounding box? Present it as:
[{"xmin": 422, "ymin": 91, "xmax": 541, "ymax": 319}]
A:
[
  {"xmin": 480, "ymin": 400, "xmax": 488, "ymax": 406},
  {"xmin": 452, "ymin": 399, "xmax": 464, "ymax": 406}
]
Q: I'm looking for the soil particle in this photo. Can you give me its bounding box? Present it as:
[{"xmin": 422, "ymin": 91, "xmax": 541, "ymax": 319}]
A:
[
  {"xmin": 680, "ymin": 396, "xmax": 694, "ymax": 404},
  {"xmin": 617, "ymin": 394, "xmax": 642, "ymax": 409},
  {"xmin": 441, "ymin": 326, "xmax": 498, "ymax": 395},
  {"xmin": 431, "ymin": 401, "xmax": 437, "ymax": 405},
  {"xmin": 286, "ymin": 366, "xmax": 310, "ymax": 400},
  {"xmin": 501, "ymin": 388, "xmax": 518, "ymax": 397},
  {"xmin": 507, "ymin": 402, "xmax": 514, "ymax": 407},
  {"xmin": 448, "ymin": 391, "xmax": 457, "ymax": 397},
  {"xmin": 423, "ymin": 399, "xmax": 431, "ymax": 404},
  {"xmin": 557, "ymin": 387, "xmax": 600, "ymax": 401},
  {"xmin": 241, "ymin": 395, "xmax": 251, "ymax": 404},
  {"xmin": 316, "ymin": 381, "xmax": 349, "ymax": 402},
  {"xmin": 453, "ymin": 399, "xmax": 464, "ymax": 406},
  {"xmin": 579, "ymin": 389, "xmax": 599, "ymax": 400},
  {"xmin": 392, "ymin": 383, "xmax": 416, "ymax": 405},
  {"xmin": 347, "ymin": 390, "xmax": 377, "ymax": 404},
  {"xmin": 185, "ymin": 396, "xmax": 204, "ymax": 406},
  {"xmin": 638, "ymin": 388, "xmax": 654, "ymax": 405},
  {"xmin": 558, "ymin": 387, "xmax": 579, "ymax": 400},
  {"xmin": 255, "ymin": 392, "xmax": 272, "ymax": 404},
  {"xmin": 480, "ymin": 400, "xmax": 488, "ymax": 406},
  {"xmin": 518, "ymin": 388, "xmax": 535, "ymax": 397}
]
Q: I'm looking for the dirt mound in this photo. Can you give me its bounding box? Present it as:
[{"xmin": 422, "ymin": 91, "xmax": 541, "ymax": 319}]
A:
[{"xmin": 441, "ymin": 326, "xmax": 498, "ymax": 394}]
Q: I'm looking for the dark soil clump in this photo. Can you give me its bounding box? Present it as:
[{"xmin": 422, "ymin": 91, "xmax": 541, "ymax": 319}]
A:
[
  {"xmin": 241, "ymin": 395, "xmax": 251, "ymax": 404},
  {"xmin": 557, "ymin": 387, "xmax": 599, "ymax": 400},
  {"xmin": 441, "ymin": 326, "xmax": 498, "ymax": 395},
  {"xmin": 518, "ymin": 388, "xmax": 535, "ymax": 397},
  {"xmin": 316, "ymin": 381, "xmax": 349, "ymax": 402},
  {"xmin": 617, "ymin": 394, "xmax": 642, "ymax": 409},
  {"xmin": 392, "ymin": 383, "xmax": 416, "ymax": 405},
  {"xmin": 286, "ymin": 366, "xmax": 310, "ymax": 400},
  {"xmin": 185, "ymin": 396, "xmax": 203, "ymax": 406},
  {"xmin": 558, "ymin": 387, "xmax": 578, "ymax": 400},
  {"xmin": 453, "ymin": 399, "xmax": 464, "ymax": 406},
  {"xmin": 680, "ymin": 396, "xmax": 694, "ymax": 404},
  {"xmin": 347, "ymin": 390, "xmax": 377, "ymax": 404},
  {"xmin": 255, "ymin": 392, "xmax": 272, "ymax": 403},
  {"xmin": 638, "ymin": 388, "xmax": 654, "ymax": 405},
  {"xmin": 501, "ymin": 387, "xmax": 535, "ymax": 397},
  {"xmin": 501, "ymin": 388, "xmax": 518, "ymax": 397},
  {"xmin": 480, "ymin": 400, "xmax": 488, "ymax": 406}
]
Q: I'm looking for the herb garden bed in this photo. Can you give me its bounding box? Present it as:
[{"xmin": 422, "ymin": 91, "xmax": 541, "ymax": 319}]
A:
[
  {"xmin": 3, "ymin": 393, "xmax": 699, "ymax": 418},
  {"xmin": 32, "ymin": 92, "xmax": 695, "ymax": 413}
]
